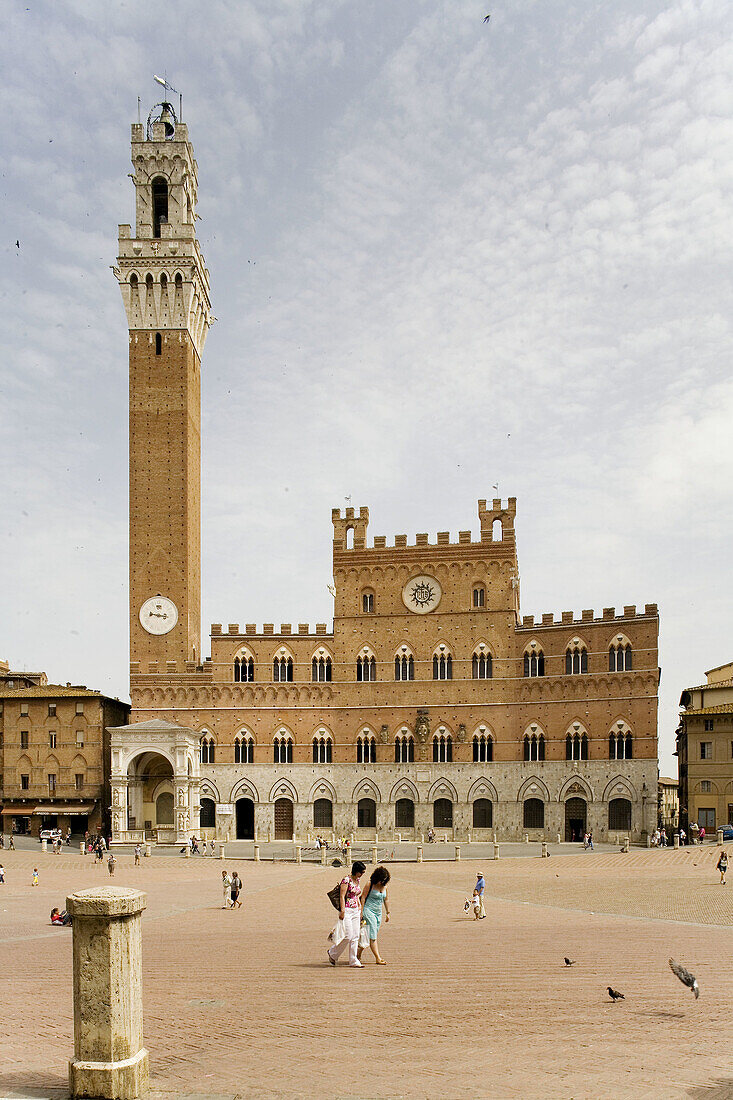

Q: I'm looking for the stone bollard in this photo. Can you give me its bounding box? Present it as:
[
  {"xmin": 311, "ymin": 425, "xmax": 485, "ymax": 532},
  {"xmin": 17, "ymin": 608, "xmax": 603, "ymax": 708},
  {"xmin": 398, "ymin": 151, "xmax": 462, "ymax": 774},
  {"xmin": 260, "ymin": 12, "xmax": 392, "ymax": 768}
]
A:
[
  {"xmin": 417, "ymin": 845, "xmax": 423, "ymax": 863},
  {"xmin": 254, "ymin": 844, "xmax": 260, "ymax": 862},
  {"xmin": 372, "ymin": 845, "xmax": 378, "ymax": 864},
  {"xmin": 556, "ymin": 833, "xmax": 562, "ymax": 845},
  {"xmin": 80, "ymin": 842, "xmax": 86, "ymax": 856},
  {"xmin": 674, "ymin": 834, "xmax": 680, "ymax": 849},
  {"xmin": 295, "ymin": 845, "xmax": 302, "ymax": 864},
  {"xmin": 493, "ymin": 842, "xmax": 500, "ymax": 860},
  {"xmin": 455, "ymin": 845, "xmax": 461, "ymax": 861},
  {"xmin": 622, "ymin": 836, "xmax": 630, "ymax": 853},
  {"xmin": 541, "ymin": 841, "xmax": 548, "ymax": 858},
  {"xmin": 67, "ymin": 887, "xmax": 149, "ymax": 1099},
  {"xmin": 144, "ymin": 843, "xmax": 151, "ymax": 858},
  {"xmin": 218, "ymin": 844, "xmax": 225, "ymax": 860},
  {"xmin": 397, "ymin": 833, "xmax": 402, "ymax": 843},
  {"xmin": 524, "ymin": 833, "xmax": 529, "ymax": 843},
  {"xmin": 646, "ymin": 835, "xmax": 652, "ymax": 848},
  {"xmin": 467, "ymin": 831, "xmax": 471, "ymax": 844},
  {"xmin": 320, "ymin": 846, "xmax": 327, "ymax": 866},
  {"xmin": 717, "ymin": 828, "xmax": 724, "ymax": 846},
  {"xmin": 42, "ymin": 839, "xmax": 47, "ymax": 852},
  {"xmin": 267, "ymin": 829, "xmax": 271, "ymax": 842},
  {"xmin": 375, "ymin": 832, "xmax": 379, "ymax": 843},
  {"xmin": 420, "ymin": 833, "xmax": 425, "ymax": 844},
  {"xmin": 493, "ymin": 831, "xmax": 497, "ymax": 844}
]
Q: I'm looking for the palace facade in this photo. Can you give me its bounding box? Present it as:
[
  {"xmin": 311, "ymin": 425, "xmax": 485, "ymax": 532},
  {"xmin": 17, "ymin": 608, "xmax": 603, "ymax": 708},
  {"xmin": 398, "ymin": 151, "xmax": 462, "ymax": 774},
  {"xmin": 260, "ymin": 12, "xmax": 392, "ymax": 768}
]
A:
[{"xmin": 109, "ymin": 104, "xmax": 659, "ymax": 845}]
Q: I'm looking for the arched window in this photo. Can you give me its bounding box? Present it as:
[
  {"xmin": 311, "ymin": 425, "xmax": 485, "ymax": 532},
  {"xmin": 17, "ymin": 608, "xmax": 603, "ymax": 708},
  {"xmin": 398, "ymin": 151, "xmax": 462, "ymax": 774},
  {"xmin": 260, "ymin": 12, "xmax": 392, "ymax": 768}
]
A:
[
  {"xmin": 395, "ymin": 733, "xmax": 414, "ymax": 763},
  {"xmin": 523, "ymin": 733, "xmax": 545, "ymax": 761},
  {"xmin": 473, "ymin": 732, "xmax": 493, "ymax": 762},
  {"xmin": 362, "ymin": 591, "xmax": 374, "ymax": 613},
  {"xmin": 356, "ymin": 655, "xmax": 376, "ymax": 682},
  {"xmin": 151, "ymin": 176, "xmax": 168, "ymax": 238},
  {"xmin": 234, "ymin": 734, "xmax": 254, "ymax": 764},
  {"xmin": 155, "ymin": 332, "xmax": 162, "ymax": 355},
  {"xmin": 473, "ymin": 585, "xmax": 486, "ymax": 608},
  {"xmin": 473, "ymin": 798, "xmax": 493, "ymax": 828},
  {"xmin": 433, "ymin": 798, "xmax": 453, "ymax": 828},
  {"xmin": 273, "ymin": 733, "xmax": 293, "ymax": 764},
  {"xmin": 492, "ymin": 518, "xmax": 503, "ymax": 542},
  {"xmin": 472, "ymin": 649, "xmax": 493, "ymax": 679},
  {"xmin": 609, "ymin": 798, "xmax": 632, "ymax": 831},
  {"xmin": 608, "ymin": 728, "xmax": 633, "ymax": 760},
  {"xmin": 356, "ymin": 733, "xmax": 376, "ymax": 763},
  {"xmin": 311, "ymin": 655, "xmax": 332, "ymax": 682},
  {"xmin": 432, "ymin": 731, "xmax": 453, "ymax": 763},
  {"xmin": 357, "ymin": 798, "xmax": 376, "ymax": 828},
  {"xmin": 609, "ymin": 642, "xmax": 633, "ymax": 671},
  {"xmin": 273, "ymin": 656, "xmax": 293, "ymax": 682},
  {"xmin": 313, "ymin": 798, "xmax": 333, "ymax": 828},
  {"xmin": 432, "ymin": 650, "xmax": 452, "ymax": 680},
  {"xmin": 394, "ymin": 652, "xmax": 415, "ymax": 681},
  {"xmin": 523, "ymin": 798, "xmax": 544, "ymax": 829},
  {"xmin": 523, "ymin": 648, "xmax": 545, "ymax": 677},
  {"xmin": 395, "ymin": 798, "xmax": 414, "ymax": 828},
  {"xmin": 565, "ymin": 730, "xmax": 588, "ymax": 760},
  {"xmin": 234, "ymin": 655, "xmax": 254, "ymax": 682},
  {"xmin": 565, "ymin": 643, "xmax": 588, "ymax": 675},
  {"xmin": 199, "ymin": 736, "xmax": 215, "ymax": 764},
  {"xmin": 312, "ymin": 734, "xmax": 333, "ymax": 764},
  {"xmin": 129, "ymin": 273, "xmax": 138, "ymax": 290}
]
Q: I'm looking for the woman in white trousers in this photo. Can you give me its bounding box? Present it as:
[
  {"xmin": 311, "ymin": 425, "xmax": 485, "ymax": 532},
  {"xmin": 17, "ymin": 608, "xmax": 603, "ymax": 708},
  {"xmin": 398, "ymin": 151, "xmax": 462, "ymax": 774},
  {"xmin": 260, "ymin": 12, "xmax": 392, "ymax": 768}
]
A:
[{"xmin": 328, "ymin": 860, "xmax": 367, "ymax": 967}]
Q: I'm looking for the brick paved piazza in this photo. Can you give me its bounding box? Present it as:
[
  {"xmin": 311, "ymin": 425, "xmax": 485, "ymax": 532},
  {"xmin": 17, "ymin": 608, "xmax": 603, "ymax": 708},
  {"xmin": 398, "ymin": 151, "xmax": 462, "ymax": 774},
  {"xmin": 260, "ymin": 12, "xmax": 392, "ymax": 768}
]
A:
[{"xmin": 1, "ymin": 846, "xmax": 732, "ymax": 1100}]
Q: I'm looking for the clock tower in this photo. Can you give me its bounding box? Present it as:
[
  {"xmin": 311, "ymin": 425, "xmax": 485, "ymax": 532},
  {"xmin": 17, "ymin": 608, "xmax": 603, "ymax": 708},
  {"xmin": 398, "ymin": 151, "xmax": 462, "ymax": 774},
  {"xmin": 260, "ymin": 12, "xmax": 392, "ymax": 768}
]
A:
[{"xmin": 115, "ymin": 102, "xmax": 212, "ymax": 668}]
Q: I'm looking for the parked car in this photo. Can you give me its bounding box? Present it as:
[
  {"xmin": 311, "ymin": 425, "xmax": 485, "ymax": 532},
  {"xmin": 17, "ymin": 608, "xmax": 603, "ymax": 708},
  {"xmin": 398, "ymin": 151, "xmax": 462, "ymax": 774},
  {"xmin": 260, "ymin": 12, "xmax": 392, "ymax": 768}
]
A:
[
  {"xmin": 721, "ymin": 824, "xmax": 733, "ymax": 842},
  {"xmin": 40, "ymin": 828, "xmax": 62, "ymax": 842}
]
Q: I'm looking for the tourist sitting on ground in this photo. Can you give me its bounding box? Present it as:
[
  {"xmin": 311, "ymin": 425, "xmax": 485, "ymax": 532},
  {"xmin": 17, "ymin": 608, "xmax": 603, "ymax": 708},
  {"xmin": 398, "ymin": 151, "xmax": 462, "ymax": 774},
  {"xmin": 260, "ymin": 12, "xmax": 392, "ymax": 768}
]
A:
[{"xmin": 50, "ymin": 907, "xmax": 72, "ymax": 926}]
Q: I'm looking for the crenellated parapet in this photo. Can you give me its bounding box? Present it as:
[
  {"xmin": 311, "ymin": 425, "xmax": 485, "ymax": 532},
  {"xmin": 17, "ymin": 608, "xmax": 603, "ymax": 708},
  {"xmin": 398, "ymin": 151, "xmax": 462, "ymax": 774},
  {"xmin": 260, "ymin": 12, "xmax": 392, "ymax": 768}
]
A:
[{"xmin": 331, "ymin": 498, "xmax": 518, "ymax": 553}]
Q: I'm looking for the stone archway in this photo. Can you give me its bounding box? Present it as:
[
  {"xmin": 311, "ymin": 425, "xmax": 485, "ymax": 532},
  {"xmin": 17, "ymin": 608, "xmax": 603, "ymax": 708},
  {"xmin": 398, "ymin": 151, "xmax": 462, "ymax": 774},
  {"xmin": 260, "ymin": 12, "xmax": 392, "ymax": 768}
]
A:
[
  {"xmin": 565, "ymin": 797, "xmax": 587, "ymax": 842},
  {"xmin": 236, "ymin": 798, "xmax": 255, "ymax": 840},
  {"xmin": 274, "ymin": 798, "xmax": 293, "ymax": 840},
  {"xmin": 126, "ymin": 752, "xmax": 174, "ymax": 840}
]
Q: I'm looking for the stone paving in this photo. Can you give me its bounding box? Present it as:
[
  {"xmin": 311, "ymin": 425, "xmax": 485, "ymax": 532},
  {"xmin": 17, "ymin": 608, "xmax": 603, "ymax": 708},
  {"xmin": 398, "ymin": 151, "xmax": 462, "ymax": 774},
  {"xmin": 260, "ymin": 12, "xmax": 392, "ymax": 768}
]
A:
[{"xmin": 0, "ymin": 845, "xmax": 731, "ymax": 1099}]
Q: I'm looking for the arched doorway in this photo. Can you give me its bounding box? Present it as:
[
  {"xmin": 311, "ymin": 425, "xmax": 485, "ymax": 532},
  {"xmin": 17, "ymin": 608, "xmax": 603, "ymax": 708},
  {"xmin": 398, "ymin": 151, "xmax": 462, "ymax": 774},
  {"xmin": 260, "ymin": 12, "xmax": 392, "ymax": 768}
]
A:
[
  {"xmin": 313, "ymin": 798, "xmax": 333, "ymax": 828},
  {"xmin": 473, "ymin": 798, "xmax": 493, "ymax": 829},
  {"xmin": 236, "ymin": 797, "xmax": 255, "ymax": 840},
  {"xmin": 565, "ymin": 797, "xmax": 587, "ymax": 842},
  {"xmin": 609, "ymin": 797, "xmax": 632, "ymax": 832},
  {"xmin": 357, "ymin": 798, "xmax": 376, "ymax": 828},
  {"xmin": 127, "ymin": 752, "xmax": 174, "ymax": 837},
  {"xmin": 434, "ymin": 798, "xmax": 453, "ymax": 828},
  {"xmin": 274, "ymin": 797, "xmax": 293, "ymax": 839},
  {"xmin": 395, "ymin": 798, "xmax": 414, "ymax": 829}
]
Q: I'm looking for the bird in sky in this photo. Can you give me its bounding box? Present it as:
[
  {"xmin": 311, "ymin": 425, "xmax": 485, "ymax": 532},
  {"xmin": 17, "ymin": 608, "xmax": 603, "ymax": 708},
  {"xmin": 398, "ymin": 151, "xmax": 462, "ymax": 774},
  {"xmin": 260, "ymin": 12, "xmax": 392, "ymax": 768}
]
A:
[
  {"xmin": 564, "ymin": 958, "xmax": 576, "ymax": 967},
  {"xmin": 607, "ymin": 987, "xmax": 625, "ymax": 1002},
  {"xmin": 484, "ymin": 14, "xmax": 491, "ymax": 22},
  {"xmin": 669, "ymin": 959, "xmax": 699, "ymax": 998},
  {"xmin": 16, "ymin": 240, "xmax": 20, "ymax": 248}
]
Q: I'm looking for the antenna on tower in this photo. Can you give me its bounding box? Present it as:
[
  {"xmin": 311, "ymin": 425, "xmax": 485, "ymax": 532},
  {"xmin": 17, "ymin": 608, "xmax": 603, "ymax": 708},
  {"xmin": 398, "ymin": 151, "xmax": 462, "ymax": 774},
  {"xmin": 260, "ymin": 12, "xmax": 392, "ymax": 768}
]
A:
[{"xmin": 154, "ymin": 74, "xmax": 182, "ymax": 124}]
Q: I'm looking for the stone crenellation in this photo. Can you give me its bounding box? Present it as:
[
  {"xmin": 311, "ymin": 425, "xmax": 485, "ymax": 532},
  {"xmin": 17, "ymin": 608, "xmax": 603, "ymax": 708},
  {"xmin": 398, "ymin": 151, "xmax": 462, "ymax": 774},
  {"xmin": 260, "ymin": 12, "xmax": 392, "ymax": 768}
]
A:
[
  {"xmin": 519, "ymin": 604, "xmax": 658, "ymax": 629},
  {"xmin": 331, "ymin": 498, "xmax": 518, "ymax": 552}
]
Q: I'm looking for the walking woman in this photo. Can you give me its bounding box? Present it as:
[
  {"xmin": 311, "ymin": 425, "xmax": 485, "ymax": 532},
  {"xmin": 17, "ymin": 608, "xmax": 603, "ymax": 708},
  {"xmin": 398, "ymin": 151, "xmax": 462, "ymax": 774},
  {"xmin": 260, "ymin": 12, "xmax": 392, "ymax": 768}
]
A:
[
  {"xmin": 328, "ymin": 860, "xmax": 367, "ymax": 968},
  {"xmin": 222, "ymin": 869, "xmax": 232, "ymax": 909},
  {"xmin": 230, "ymin": 871, "xmax": 242, "ymax": 908},
  {"xmin": 357, "ymin": 866, "xmax": 390, "ymax": 965}
]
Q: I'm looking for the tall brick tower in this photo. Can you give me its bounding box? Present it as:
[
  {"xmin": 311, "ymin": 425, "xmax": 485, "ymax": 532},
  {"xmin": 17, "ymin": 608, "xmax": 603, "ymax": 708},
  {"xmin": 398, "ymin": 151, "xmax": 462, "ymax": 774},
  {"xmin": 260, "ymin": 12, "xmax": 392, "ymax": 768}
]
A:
[{"xmin": 115, "ymin": 102, "xmax": 212, "ymax": 668}]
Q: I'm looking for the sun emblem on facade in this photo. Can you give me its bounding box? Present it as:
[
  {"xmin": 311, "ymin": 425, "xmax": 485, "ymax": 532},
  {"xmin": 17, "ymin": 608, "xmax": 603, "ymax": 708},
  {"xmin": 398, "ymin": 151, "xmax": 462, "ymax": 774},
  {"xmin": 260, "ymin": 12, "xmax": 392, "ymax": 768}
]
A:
[{"xmin": 402, "ymin": 574, "xmax": 442, "ymax": 614}]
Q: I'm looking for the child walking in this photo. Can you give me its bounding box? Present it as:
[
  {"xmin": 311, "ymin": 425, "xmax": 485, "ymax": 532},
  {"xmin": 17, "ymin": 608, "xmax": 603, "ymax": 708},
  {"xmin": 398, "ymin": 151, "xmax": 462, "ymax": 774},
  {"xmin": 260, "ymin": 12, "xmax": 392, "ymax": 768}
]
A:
[{"xmin": 32, "ymin": 868, "xmax": 39, "ymax": 886}]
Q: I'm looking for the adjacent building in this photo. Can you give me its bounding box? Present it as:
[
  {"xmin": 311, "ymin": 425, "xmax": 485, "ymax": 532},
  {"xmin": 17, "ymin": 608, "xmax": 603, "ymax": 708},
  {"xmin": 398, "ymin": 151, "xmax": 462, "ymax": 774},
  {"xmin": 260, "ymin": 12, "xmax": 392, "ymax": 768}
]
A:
[
  {"xmin": 0, "ymin": 663, "xmax": 129, "ymax": 838},
  {"xmin": 658, "ymin": 775, "xmax": 679, "ymax": 832},
  {"xmin": 108, "ymin": 103, "xmax": 660, "ymax": 847},
  {"xmin": 677, "ymin": 661, "xmax": 733, "ymax": 834}
]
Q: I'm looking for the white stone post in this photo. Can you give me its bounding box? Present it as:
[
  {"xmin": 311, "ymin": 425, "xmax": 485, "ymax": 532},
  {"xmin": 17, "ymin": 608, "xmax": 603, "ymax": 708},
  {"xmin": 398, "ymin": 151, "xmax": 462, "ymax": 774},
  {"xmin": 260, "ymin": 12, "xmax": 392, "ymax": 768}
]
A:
[
  {"xmin": 717, "ymin": 828, "xmax": 724, "ymax": 846},
  {"xmin": 218, "ymin": 844, "xmax": 225, "ymax": 859},
  {"xmin": 67, "ymin": 887, "xmax": 148, "ymax": 1099},
  {"xmin": 454, "ymin": 845, "xmax": 461, "ymax": 861},
  {"xmin": 556, "ymin": 832, "xmax": 562, "ymax": 845},
  {"xmin": 254, "ymin": 844, "xmax": 260, "ymax": 862},
  {"xmin": 623, "ymin": 836, "xmax": 630, "ymax": 852},
  {"xmin": 144, "ymin": 843, "xmax": 151, "ymax": 858},
  {"xmin": 493, "ymin": 842, "xmax": 500, "ymax": 860},
  {"xmin": 320, "ymin": 846, "xmax": 327, "ymax": 866},
  {"xmin": 80, "ymin": 842, "xmax": 86, "ymax": 856},
  {"xmin": 674, "ymin": 833, "xmax": 680, "ymax": 849},
  {"xmin": 372, "ymin": 845, "xmax": 378, "ymax": 864},
  {"xmin": 417, "ymin": 845, "xmax": 423, "ymax": 863},
  {"xmin": 295, "ymin": 845, "xmax": 302, "ymax": 863},
  {"xmin": 42, "ymin": 839, "xmax": 47, "ymax": 852}
]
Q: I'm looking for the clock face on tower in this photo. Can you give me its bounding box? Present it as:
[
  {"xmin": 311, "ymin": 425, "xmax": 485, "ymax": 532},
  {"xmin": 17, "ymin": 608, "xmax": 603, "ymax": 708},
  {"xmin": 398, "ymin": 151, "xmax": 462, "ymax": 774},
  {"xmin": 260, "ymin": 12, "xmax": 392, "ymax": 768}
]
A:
[
  {"xmin": 402, "ymin": 574, "xmax": 442, "ymax": 614},
  {"xmin": 139, "ymin": 595, "xmax": 179, "ymax": 635}
]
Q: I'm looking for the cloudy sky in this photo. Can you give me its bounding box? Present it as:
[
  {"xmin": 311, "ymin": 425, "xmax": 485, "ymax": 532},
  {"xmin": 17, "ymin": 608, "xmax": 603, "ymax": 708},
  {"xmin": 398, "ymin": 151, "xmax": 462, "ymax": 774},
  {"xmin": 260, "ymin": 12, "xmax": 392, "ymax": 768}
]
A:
[{"xmin": 2, "ymin": 0, "xmax": 732, "ymax": 775}]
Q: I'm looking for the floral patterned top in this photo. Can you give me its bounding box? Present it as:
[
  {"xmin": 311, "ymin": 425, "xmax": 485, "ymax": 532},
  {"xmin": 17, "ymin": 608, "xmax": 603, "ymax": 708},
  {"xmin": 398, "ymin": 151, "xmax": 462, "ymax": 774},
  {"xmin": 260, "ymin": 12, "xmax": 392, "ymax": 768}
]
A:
[{"xmin": 341, "ymin": 876, "xmax": 362, "ymax": 908}]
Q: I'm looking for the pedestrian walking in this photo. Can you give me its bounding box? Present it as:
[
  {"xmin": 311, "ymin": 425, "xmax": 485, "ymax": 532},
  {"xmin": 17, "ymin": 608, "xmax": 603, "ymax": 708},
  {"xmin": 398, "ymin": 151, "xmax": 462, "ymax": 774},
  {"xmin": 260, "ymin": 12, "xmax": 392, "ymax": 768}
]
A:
[
  {"xmin": 32, "ymin": 868, "xmax": 39, "ymax": 886},
  {"xmin": 134, "ymin": 843, "xmax": 141, "ymax": 866},
  {"xmin": 587, "ymin": 831, "xmax": 593, "ymax": 851},
  {"xmin": 327, "ymin": 860, "xmax": 367, "ymax": 968},
  {"xmin": 8, "ymin": 835, "xmax": 14, "ymax": 850},
  {"xmin": 222, "ymin": 870, "xmax": 232, "ymax": 909},
  {"xmin": 230, "ymin": 871, "xmax": 242, "ymax": 908},
  {"xmin": 0, "ymin": 864, "xmax": 5, "ymax": 884},
  {"xmin": 717, "ymin": 849, "xmax": 728, "ymax": 885},
  {"xmin": 107, "ymin": 854, "xmax": 116, "ymax": 876},
  {"xmin": 357, "ymin": 866, "xmax": 390, "ymax": 965},
  {"xmin": 475, "ymin": 871, "xmax": 486, "ymax": 918}
]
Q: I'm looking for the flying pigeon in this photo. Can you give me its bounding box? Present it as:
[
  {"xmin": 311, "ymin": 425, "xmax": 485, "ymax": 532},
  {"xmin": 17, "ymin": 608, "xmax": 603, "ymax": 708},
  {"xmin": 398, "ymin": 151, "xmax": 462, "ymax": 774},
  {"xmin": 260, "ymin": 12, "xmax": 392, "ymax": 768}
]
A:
[
  {"xmin": 484, "ymin": 14, "xmax": 491, "ymax": 22},
  {"xmin": 564, "ymin": 957, "xmax": 576, "ymax": 967},
  {"xmin": 607, "ymin": 987, "xmax": 625, "ymax": 1001},
  {"xmin": 669, "ymin": 959, "xmax": 699, "ymax": 998}
]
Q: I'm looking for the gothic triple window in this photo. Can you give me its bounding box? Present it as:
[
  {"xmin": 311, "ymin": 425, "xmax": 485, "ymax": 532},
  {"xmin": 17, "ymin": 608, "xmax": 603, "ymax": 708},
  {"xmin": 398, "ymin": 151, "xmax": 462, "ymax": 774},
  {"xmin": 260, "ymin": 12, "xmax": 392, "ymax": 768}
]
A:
[
  {"xmin": 472, "ymin": 650, "xmax": 493, "ymax": 678},
  {"xmin": 273, "ymin": 656, "xmax": 294, "ymax": 682},
  {"xmin": 609, "ymin": 732, "xmax": 633, "ymax": 760},
  {"xmin": 234, "ymin": 656, "xmax": 254, "ymax": 682},
  {"xmin": 565, "ymin": 644, "xmax": 588, "ymax": 675},
  {"xmin": 357, "ymin": 734, "xmax": 377, "ymax": 763},
  {"xmin": 524, "ymin": 650, "xmax": 545, "ymax": 677},
  {"xmin": 200, "ymin": 736, "xmax": 215, "ymax": 764},
  {"xmin": 394, "ymin": 653, "xmax": 415, "ymax": 681},
  {"xmin": 234, "ymin": 734, "xmax": 254, "ymax": 764},
  {"xmin": 566, "ymin": 732, "xmax": 588, "ymax": 760},
  {"xmin": 311, "ymin": 656, "xmax": 332, "ymax": 682},
  {"xmin": 473, "ymin": 733, "xmax": 493, "ymax": 762},
  {"xmin": 432, "ymin": 732, "xmax": 453, "ymax": 763},
  {"xmin": 273, "ymin": 734, "xmax": 293, "ymax": 764},
  {"xmin": 312, "ymin": 735, "xmax": 333, "ymax": 764},
  {"xmin": 609, "ymin": 642, "xmax": 633, "ymax": 671},
  {"xmin": 357, "ymin": 655, "xmax": 377, "ymax": 682},
  {"xmin": 523, "ymin": 733, "xmax": 545, "ymax": 761},
  {"xmin": 433, "ymin": 651, "xmax": 452, "ymax": 680},
  {"xmin": 395, "ymin": 734, "xmax": 415, "ymax": 763}
]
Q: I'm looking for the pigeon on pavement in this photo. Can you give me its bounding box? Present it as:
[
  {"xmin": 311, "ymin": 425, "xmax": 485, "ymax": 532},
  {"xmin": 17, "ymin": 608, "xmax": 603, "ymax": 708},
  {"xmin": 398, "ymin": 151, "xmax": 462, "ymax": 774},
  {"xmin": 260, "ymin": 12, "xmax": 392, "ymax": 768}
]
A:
[
  {"xmin": 564, "ymin": 958, "xmax": 576, "ymax": 967},
  {"xmin": 669, "ymin": 959, "xmax": 699, "ymax": 998},
  {"xmin": 607, "ymin": 987, "xmax": 625, "ymax": 1001}
]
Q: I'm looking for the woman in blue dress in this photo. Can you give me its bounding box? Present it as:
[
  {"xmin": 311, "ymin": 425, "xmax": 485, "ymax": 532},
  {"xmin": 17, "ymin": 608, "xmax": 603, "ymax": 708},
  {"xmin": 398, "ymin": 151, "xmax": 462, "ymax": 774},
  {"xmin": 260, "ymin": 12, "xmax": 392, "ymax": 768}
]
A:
[{"xmin": 357, "ymin": 866, "xmax": 391, "ymax": 965}]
